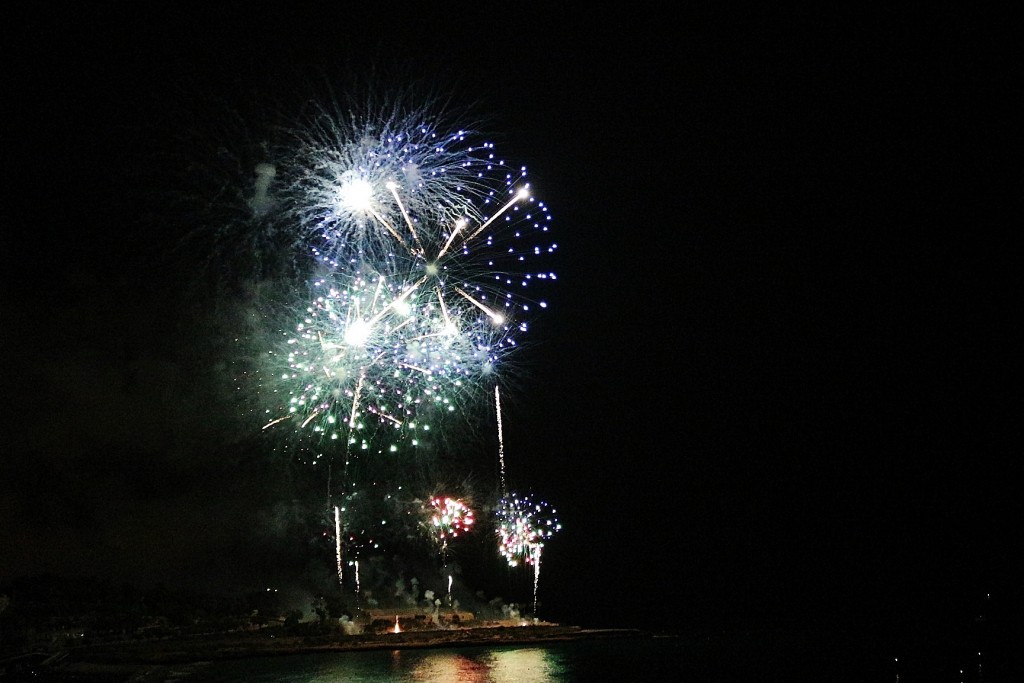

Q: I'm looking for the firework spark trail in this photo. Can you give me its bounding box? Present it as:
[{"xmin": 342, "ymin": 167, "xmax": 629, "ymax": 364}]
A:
[
  {"xmin": 345, "ymin": 527, "xmax": 381, "ymax": 600},
  {"xmin": 495, "ymin": 385, "xmax": 506, "ymax": 494},
  {"xmin": 531, "ymin": 544, "xmax": 543, "ymax": 616},
  {"xmin": 334, "ymin": 505, "xmax": 344, "ymax": 586}
]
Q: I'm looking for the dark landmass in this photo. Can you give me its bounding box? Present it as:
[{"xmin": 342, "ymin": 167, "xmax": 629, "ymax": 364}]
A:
[
  {"xmin": 73, "ymin": 624, "xmax": 646, "ymax": 663},
  {"xmin": 4, "ymin": 625, "xmax": 652, "ymax": 681}
]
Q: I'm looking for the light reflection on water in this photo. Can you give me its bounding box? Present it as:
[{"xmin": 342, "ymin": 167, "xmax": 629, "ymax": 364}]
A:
[{"xmin": 404, "ymin": 646, "xmax": 559, "ymax": 682}]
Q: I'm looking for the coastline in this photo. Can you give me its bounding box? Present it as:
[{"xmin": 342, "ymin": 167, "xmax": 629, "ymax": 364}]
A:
[{"xmin": 30, "ymin": 624, "xmax": 653, "ymax": 680}]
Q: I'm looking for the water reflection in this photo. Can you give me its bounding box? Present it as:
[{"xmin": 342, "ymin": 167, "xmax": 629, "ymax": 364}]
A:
[{"xmin": 402, "ymin": 646, "xmax": 561, "ymax": 682}]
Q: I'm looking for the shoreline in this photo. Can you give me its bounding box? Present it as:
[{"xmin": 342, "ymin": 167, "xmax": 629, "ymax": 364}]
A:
[{"xmin": 34, "ymin": 624, "xmax": 653, "ymax": 678}]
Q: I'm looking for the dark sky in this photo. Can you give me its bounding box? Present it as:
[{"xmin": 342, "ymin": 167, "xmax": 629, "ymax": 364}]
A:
[{"xmin": 2, "ymin": 3, "xmax": 1018, "ymax": 645}]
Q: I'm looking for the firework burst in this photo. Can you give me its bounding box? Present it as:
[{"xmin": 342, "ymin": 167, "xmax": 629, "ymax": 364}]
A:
[
  {"xmin": 281, "ymin": 95, "xmax": 554, "ymax": 264},
  {"xmin": 424, "ymin": 496, "xmax": 475, "ymax": 551},
  {"xmin": 256, "ymin": 101, "xmax": 556, "ymax": 448},
  {"xmin": 281, "ymin": 95, "xmax": 557, "ymax": 343},
  {"xmin": 494, "ymin": 493, "xmax": 561, "ymax": 568},
  {"xmin": 258, "ymin": 260, "xmax": 516, "ymax": 451}
]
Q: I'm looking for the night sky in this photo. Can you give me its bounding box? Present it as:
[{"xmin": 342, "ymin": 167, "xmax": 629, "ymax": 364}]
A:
[{"xmin": 2, "ymin": 3, "xmax": 1018, "ymax": 652}]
